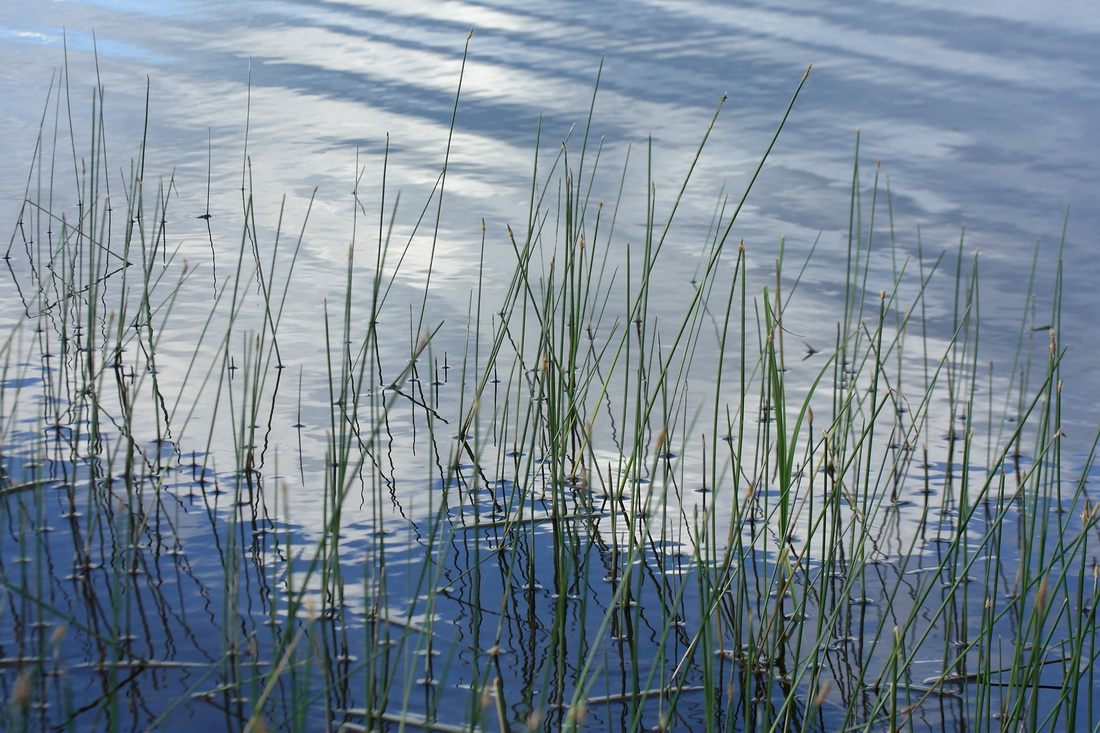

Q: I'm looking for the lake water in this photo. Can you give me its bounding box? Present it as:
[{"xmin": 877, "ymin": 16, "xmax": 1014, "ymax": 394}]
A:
[
  {"xmin": 3, "ymin": 0, "xmax": 1098, "ymax": 406},
  {"xmin": 2, "ymin": 0, "xmax": 1099, "ymax": 730}
]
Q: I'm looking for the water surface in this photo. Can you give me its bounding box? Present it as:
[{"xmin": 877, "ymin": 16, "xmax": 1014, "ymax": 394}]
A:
[{"xmin": 1, "ymin": 1, "xmax": 1098, "ymax": 730}]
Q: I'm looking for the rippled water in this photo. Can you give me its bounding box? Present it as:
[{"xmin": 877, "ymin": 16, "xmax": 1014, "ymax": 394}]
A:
[
  {"xmin": 3, "ymin": 0, "xmax": 1096, "ymax": 520},
  {"xmin": 3, "ymin": 0, "xmax": 1098, "ymax": 388},
  {"xmin": 2, "ymin": 1, "xmax": 1099, "ymax": 729}
]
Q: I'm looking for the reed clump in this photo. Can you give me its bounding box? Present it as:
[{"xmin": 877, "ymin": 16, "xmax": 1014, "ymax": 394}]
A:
[{"xmin": 1, "ymin": 47, "xmax": 1097, "ymax": 733}]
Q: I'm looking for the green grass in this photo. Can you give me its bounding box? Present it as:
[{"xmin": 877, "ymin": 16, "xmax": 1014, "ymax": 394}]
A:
[{"xmin": 2, "ymin": 44, "xmax": 1099, "ymax": 732}]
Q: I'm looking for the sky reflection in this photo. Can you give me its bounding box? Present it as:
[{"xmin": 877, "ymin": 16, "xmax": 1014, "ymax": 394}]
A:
[{"xmin": 1, "ymin": 0, "xmax": 1097, "ymax": 537}]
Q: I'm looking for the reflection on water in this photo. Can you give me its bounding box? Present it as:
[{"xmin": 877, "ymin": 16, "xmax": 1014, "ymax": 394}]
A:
[
  {"xmin": 2, "ymin": 0, "xmax": 1099, "ymax": 730},
  {"xmin": 2, "ymin": 0, "xmax": 1096, "ymax": 360}
]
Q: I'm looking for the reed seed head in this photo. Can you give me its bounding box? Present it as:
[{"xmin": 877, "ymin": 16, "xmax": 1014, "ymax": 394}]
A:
[
  {"xmin": 1036, "ymin": 577, "xmax": 1050, "ymax": 615},
  {"xmin": 480, "ymin": 684, "xmax": 493, "ymax": 710},
  {"xmin": 9, "ymin": 669, "xmax": 32, "ymax": 712}
]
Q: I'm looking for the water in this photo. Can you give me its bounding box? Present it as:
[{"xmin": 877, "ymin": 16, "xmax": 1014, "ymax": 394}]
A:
[
  {"xmin": 2, "ymin": 1, "xmax": 1099, "ymax": 730},
  {"xmin": 3, "ymin": 1, "xmax": 1097, "ymax": 392}
]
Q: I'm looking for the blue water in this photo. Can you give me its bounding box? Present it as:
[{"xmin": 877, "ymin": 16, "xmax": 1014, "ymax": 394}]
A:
[{"xmin": 2, "ymin": 1, "xmax": 1099, "ymax": 729}]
